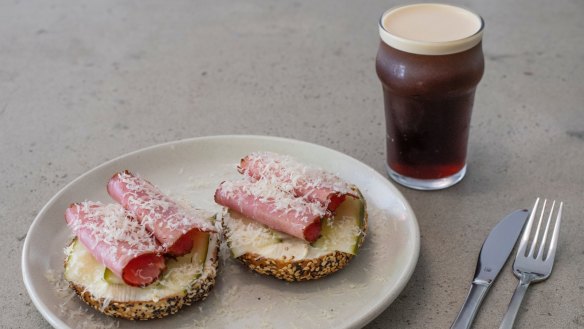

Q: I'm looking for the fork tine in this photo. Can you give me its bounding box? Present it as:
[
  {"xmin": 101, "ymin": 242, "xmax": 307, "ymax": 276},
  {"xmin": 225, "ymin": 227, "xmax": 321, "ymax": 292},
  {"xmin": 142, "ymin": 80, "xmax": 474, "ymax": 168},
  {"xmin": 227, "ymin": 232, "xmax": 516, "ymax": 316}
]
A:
[
  {"xmin": 545, "ymin": 202, "xmax": 563, "ymax": 263},
  {"xmin": 518, "ymin": 198, "xmax": 539, "ymax": 257},
  {"xmin": 528, "ymin": 199, "xmax": 547, "ymax": 258},
  {"xmin": 536, "ymin": 200, "xmax": 556, "ymax": 260}
]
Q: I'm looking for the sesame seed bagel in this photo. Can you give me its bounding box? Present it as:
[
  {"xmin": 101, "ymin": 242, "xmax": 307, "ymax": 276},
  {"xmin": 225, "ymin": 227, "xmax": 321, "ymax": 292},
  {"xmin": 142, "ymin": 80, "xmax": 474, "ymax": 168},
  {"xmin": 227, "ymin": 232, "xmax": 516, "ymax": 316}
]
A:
[
  {"xmin": 236, "ymin": 249, "xmax": 357, "ymax": 282},
  {"xmin": 222, "ymin": 191, "xmax": 368, "ymax": 282},
  {"xmin": 63, "ymin": 232, "xmax": 219, "ymax": 320}
]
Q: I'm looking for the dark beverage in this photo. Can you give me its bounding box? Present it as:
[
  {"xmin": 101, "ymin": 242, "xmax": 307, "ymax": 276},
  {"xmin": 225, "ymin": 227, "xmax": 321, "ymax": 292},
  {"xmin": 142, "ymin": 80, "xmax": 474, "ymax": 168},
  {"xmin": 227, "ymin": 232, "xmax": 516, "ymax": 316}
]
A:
[
  {"xmin": 379, "ymin": 42, "xmax": 484, "ymax": 179},
  {"xmin": 376, "ymin": 4, "xmax": 484, "ymax": 189}
]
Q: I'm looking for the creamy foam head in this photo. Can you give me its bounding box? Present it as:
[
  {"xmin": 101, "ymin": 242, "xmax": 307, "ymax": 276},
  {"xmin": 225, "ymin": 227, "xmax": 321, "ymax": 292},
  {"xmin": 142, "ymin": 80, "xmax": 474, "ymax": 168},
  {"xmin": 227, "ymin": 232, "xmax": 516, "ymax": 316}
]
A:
[{"xmin": 379, "ymin": 3, "xmax": 484, "ymax": 55}]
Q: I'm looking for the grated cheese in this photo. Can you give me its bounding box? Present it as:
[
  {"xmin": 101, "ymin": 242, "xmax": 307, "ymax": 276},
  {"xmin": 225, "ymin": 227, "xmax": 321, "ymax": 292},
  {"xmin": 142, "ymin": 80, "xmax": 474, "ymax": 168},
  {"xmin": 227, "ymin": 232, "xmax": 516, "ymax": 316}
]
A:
[
  {"xmin": 64, "ymin": 233, "xmax": 218, "ymax": 302},
  {"xmin": 216, "ymin": 152, "xmax": 360, "ymax": 240},
  {"xmin": 112, "ymin": 171, "xmax": 216, "ymax": 249},
  {"xmin": 239, "ymin": 152, "xmax": 354, "ymax": 201},
  {"xmin": 217, "ymin": 178, "xmax": 327, "ymax": 223},
  {"xmin": 66, "ymin": 201, "xmax": 162, "ymax": 275}
]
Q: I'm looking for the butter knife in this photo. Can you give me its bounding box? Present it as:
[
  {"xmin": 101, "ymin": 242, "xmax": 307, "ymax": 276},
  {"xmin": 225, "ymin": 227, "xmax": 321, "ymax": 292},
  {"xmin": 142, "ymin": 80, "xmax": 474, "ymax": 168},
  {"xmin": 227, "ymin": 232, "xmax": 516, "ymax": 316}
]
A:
[{"xmin": 450, "ymin": 209, "xmax": 529, "ymax": 329}]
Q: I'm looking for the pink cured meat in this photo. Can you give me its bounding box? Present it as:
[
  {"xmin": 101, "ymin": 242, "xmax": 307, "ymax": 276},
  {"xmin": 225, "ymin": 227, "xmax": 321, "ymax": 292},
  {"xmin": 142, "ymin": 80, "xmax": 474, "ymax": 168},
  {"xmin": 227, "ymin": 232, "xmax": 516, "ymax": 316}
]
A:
[
  {"xmin": 214, "ymin": 180, "xmax": 325, "ymax": 242},
  {"xmin": 238, "ymin": 152, "xmax": 355, "ymax": 211},
  {"xmin": 107, "ymin": 171, "xmax": 216, "ymax": 256},
  {"xmin": 65, "ymin": 202, "xmax": 165, "ymax": 287}
]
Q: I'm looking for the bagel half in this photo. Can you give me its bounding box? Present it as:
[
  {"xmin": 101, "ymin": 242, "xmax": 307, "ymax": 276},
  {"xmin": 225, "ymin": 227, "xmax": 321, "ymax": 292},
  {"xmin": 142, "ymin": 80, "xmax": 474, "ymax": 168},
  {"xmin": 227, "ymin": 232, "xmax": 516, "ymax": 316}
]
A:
[
  {"xmin": 63, "ymin": 231, "xmax": 219, "ymax": 320},
  {"xmin": 222, "ymin": 189, "xmax": 367, "ymax": 282}
]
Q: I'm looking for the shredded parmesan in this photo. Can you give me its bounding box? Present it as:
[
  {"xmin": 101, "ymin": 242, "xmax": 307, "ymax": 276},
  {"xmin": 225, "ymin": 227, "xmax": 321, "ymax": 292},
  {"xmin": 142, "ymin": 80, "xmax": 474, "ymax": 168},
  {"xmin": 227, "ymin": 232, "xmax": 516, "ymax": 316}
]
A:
[
  {"xmin": 67, "ymin": 202, "xmax": 162, "ymax": 262},
  {"xmin": 112, "ymin": 171, "xmax": 216, "ymax": 249},
  {"xmin": 240, "ymin": 152, "xmax": 354, "ymax": 198},
  {"xmin": 215, "ymin": 152, "xmax": 359, "ymax": 238}
]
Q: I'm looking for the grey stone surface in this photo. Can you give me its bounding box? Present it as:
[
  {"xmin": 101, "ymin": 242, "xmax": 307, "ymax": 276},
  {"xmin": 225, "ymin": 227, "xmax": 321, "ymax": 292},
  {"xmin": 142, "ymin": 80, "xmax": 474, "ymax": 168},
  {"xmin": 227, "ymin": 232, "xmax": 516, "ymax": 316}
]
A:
[{"xmin": 2, "ymin": 0, "xmax": 583, "ymax": 328}]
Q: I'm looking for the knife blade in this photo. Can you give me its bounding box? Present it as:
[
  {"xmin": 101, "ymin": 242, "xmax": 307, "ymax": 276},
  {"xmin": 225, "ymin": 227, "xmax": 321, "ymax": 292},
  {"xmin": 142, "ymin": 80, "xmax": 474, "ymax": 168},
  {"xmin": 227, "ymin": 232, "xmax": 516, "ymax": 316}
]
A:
[{"xmin": 450, "ymin": 209, "xmax": 529, "ymax": 329}]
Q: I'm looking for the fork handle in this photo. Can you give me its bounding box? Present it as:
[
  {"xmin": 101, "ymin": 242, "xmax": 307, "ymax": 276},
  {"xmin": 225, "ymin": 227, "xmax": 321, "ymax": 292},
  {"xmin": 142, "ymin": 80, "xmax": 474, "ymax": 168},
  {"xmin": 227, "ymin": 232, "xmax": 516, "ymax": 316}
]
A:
[
  {"xmin": 451, "ymin": 281, "xmax": 490, "ymax": 329},
  {"xmin": 499, "ymin": 275, "xmax": 532, "ymax": 329}
]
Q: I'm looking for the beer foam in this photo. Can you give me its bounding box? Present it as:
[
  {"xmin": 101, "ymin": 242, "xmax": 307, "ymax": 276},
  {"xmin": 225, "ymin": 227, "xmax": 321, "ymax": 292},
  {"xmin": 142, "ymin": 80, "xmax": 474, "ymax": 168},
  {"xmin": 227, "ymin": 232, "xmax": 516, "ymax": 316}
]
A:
[{"xmin": 379, "ymin": 4, "xmax": 484, "ymax": 55}]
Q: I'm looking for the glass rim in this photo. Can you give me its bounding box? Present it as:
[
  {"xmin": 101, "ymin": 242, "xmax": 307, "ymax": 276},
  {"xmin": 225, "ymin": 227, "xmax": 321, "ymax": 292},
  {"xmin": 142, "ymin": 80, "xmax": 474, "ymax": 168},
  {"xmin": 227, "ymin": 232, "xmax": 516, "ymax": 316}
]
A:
[{"xmin": 378, "ymin": 3, "xmax": 485, "ymax": 55}]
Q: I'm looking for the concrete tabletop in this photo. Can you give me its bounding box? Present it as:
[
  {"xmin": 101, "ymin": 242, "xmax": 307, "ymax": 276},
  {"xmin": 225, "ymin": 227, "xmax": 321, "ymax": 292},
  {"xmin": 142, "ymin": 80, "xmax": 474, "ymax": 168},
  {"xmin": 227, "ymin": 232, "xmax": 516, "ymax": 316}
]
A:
[{"xmin": 3, "ymin": 0, "xmax": 583, "ymax": 328}]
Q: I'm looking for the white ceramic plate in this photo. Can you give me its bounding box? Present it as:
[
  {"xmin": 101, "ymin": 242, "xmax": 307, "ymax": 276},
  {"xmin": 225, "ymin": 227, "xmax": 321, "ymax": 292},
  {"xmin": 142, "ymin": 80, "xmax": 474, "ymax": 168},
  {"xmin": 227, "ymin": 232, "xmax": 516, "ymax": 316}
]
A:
[{"xmin": 22, "ymin": 135, "xmax": 419, "ymax": 329}]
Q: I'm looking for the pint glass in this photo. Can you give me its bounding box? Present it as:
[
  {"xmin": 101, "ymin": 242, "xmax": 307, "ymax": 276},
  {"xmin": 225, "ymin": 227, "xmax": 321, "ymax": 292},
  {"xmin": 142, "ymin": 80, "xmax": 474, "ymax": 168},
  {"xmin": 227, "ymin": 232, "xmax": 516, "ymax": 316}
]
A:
[{"xmin": 376, "ymin": 4, "xmax": 484, "ymax": 190}]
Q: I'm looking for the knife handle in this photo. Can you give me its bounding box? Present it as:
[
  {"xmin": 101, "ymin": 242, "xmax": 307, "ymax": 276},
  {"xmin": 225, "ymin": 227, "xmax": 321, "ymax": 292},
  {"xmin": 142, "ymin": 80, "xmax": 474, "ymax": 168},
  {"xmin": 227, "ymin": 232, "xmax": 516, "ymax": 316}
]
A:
[{"xmin": 450, "ymin": 281, "xmax": 490, "ymax": 329}]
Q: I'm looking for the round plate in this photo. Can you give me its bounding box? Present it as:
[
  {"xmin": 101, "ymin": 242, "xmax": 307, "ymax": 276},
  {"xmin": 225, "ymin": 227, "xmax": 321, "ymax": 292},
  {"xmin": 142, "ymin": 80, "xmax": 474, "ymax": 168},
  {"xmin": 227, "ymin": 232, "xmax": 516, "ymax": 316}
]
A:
[{"xmin": 22, "ymin": 135, "xmax": 420, "ymax": 329}]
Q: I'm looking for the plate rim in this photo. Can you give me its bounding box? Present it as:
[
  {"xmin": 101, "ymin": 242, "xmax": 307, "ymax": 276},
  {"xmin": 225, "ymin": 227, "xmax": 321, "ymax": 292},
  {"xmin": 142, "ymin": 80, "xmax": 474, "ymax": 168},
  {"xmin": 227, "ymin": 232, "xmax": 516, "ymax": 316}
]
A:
[{"xmin": 22, "ymin": 134, "xmax": 420, "ymax": 329}]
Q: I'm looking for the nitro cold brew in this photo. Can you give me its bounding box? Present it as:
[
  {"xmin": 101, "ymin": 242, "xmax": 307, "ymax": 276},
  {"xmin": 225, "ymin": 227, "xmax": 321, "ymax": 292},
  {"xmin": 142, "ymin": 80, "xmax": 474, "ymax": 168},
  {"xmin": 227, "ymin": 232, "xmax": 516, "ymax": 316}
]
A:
[{"xmin": 376, "ymin": 4, "xmax": 484, "ymax": 189}]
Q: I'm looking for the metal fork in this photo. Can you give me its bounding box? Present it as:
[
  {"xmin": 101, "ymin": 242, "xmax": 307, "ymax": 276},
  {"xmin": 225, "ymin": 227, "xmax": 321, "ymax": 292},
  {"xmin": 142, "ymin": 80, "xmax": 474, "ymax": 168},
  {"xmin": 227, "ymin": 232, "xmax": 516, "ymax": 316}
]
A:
[{"xmin": 499, "ymin": 198, "xmax": 564, "ymax": 329}]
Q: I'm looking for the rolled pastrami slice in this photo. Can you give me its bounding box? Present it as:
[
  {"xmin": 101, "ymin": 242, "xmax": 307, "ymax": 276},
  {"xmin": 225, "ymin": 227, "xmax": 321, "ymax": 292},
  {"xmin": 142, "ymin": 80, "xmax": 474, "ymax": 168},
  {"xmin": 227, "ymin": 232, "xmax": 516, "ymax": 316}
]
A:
[
  {"xmin": 214, "ymin": 180, "xmax": 326, "ymax": 242},
  {"xmin": 65, "ymin": 202, "xmax": 165, "ymax": 287},
  {"xmin": 108, "ymin": 171, "xmax": 216, "ymax": 256},
  {"xmin": 238, "ymin": 152, "xmax": 355, "ymax": 212}
]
